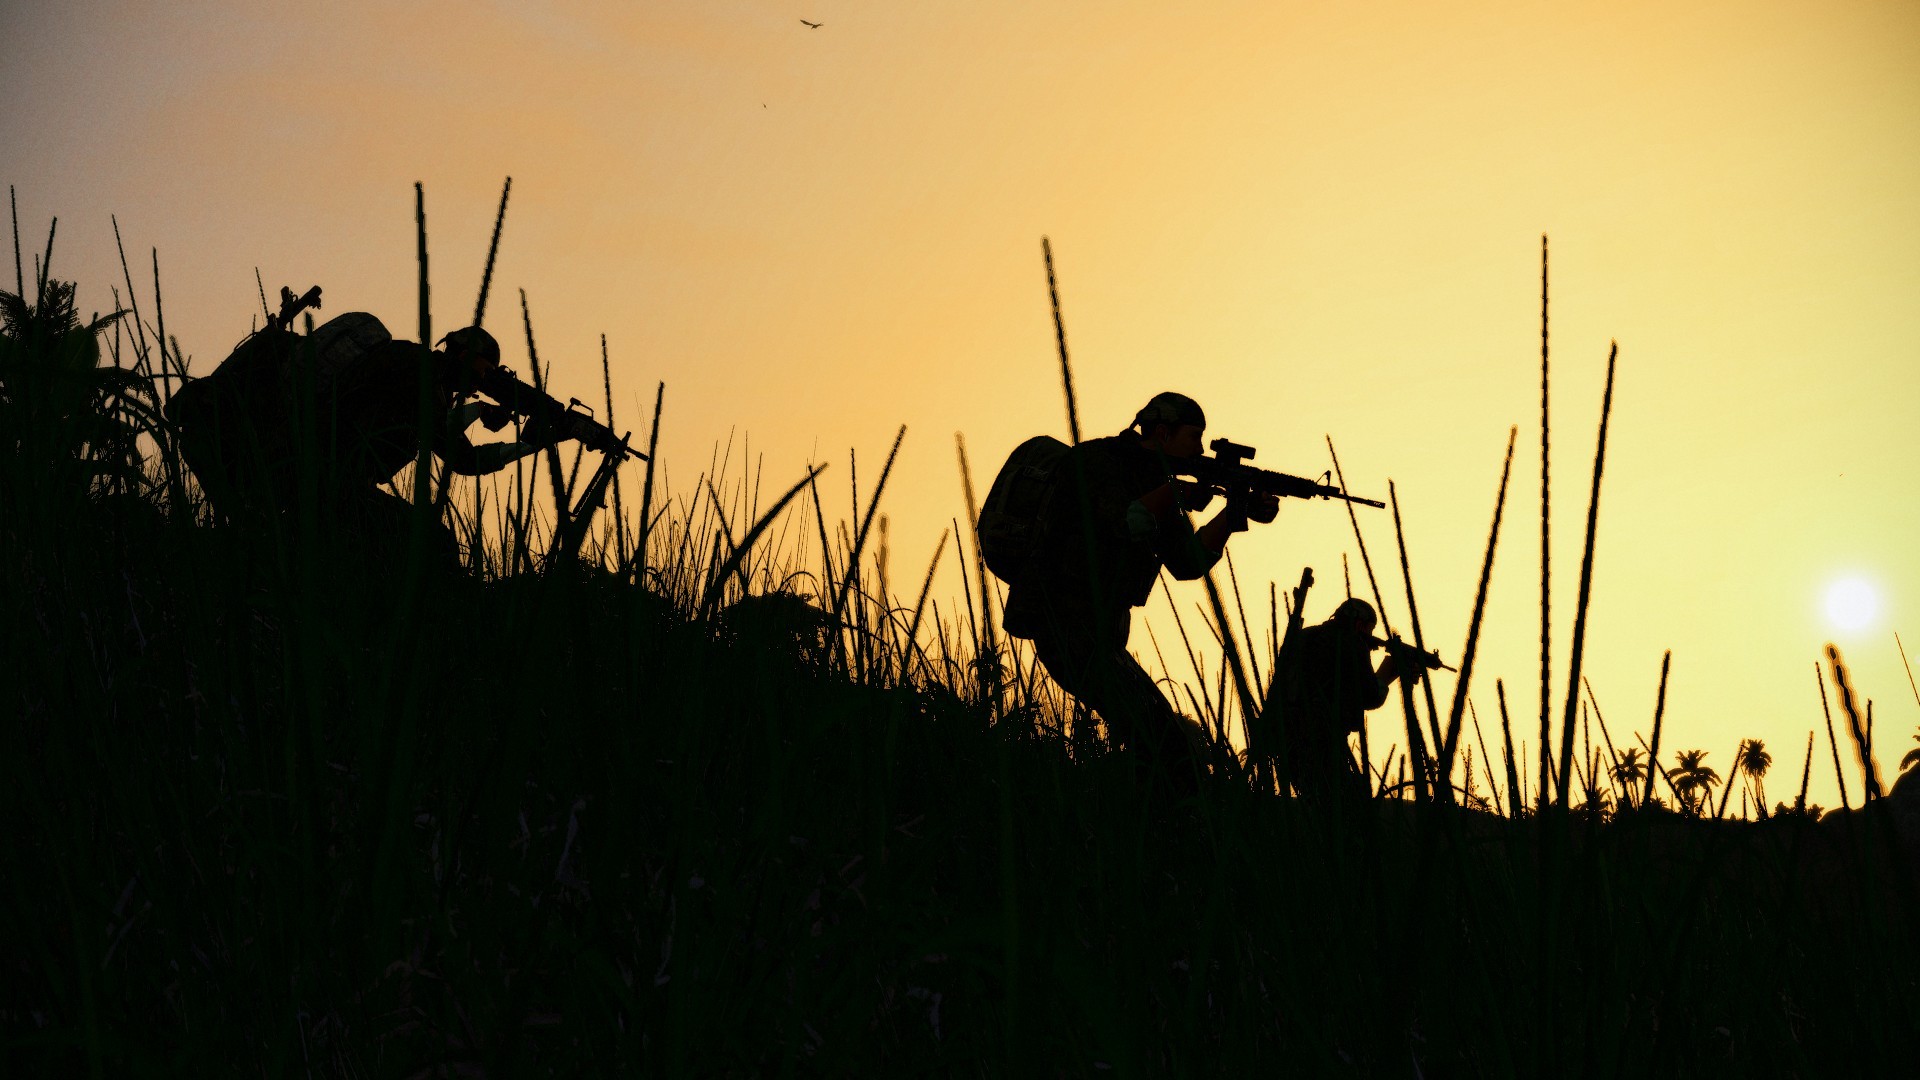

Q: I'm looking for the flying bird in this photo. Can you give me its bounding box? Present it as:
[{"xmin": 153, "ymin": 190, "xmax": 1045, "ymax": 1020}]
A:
[{"xmin": 800, "ymin": 19, "xmax": 822, "ymax": 28}]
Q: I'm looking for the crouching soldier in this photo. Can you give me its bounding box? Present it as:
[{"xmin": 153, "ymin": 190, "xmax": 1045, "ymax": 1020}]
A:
[
  {"xmin": 1269, "ymin": 598, "xmax": 1420, "ymax": 805},
  {"xmin": 319, "ymin": 324, "xmax": 588, "ymax": 568},
  {"xmin": 172, "ymin": 316, "xmax": 563, "ymax": 567},
  {"xmin": 1000, "ymin": 392, "xmax": 1277, "ymax": 795}
]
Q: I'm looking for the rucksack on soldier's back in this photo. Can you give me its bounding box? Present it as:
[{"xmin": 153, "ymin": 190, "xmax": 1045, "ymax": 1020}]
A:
[
  {"xmin": 165, "ymin": 312, "xmax": 392, "ymax": 513},
  {"xmin": 977, "ymin": 434, "xmax": 1070, "ymax": 584}
]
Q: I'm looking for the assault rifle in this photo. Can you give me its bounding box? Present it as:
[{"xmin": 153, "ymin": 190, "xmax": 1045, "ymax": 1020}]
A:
[
  {"xmin": 268, "ymin": 285, "xmax": 323, "ymax": 332},
  {"xmin": 1177, "ymin": 438, "xmax": 1385, "ymax": 510},
  {"xmin": 1372, "ymin": 634, "xmax": 1454, "ymax": 673},
  {"xmin": 475, "ymin": 365, "xmax": 645, "ymax": 461}
]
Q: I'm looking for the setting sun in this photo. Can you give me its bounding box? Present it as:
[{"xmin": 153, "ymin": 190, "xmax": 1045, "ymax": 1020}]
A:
[{"xmin": 1823, "ymin": 575, "xmax": 1882, "ymax": 633}]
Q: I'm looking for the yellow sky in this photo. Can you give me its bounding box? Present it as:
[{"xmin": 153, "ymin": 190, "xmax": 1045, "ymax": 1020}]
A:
[{"xmin": 6, "ymin": 0, "xmax": 1917, "ymax": 808}]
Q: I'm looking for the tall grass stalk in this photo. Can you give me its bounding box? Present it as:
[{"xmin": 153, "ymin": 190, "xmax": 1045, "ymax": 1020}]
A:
[
  {"xmin": 1555, "ymin": 341, "xmax": 1617, "ymax": 808},
  {"xmin": 1817, "ymin": 661, "xmax": 1851, "ymax": 812},
  {"xmin": 1468, "ymin": 699, "xmax": 1503, "ymax": 816},
  {"xmin": 633, "ymin": 382, "xmax": 664, "ymax": 579},
  {"xmin": 1388, "ymin": 480, "xmax": 1446, "ymax": 764},
  {"xmin": 1897, "ymin": 631, "xmax": 1920, "ymax": 708},
  {"xmin": 9, "ymin": 184, "xmax": 19, "ymax": 294},
  {"xmin": 1437, "ymin": 426, "xmax": 1515, "ymax": 789},
  {"xmin": 952, "ymin": 431, "xmax": 999, "ymax": 709},
  {"xmin": 1582, "ymin": 677, "xmax": 1627, "ymax": 806},
  {"xmin": 1715, "ymin": 739, "xmax": 1743, "ymax": 819},
  {"xmin": 1826, "ymin": 645, "xmax": 1880, "ymax": 801},
  {"xmin": 1538, "ymin": 234, "xmax": 1552, "ymax": 816},
  {"xmin": 111, "ymin": 216, "xmax": 154, "ymax": 390},
  {"xmin": 518, "ymin": 289, "xmax": 571, "ymax": 542},
  {"xmin": 1496, "ymin": 679, "xmax": 1521, "ymax": 816},
  {"xmin": 474, "ymin": 176, "xmax": 510, "ymax": 327},
  {"xmin": 1328, "ymin": 436, "xmax": 1433, "ymax": 798},
  {"xmin": 1642, "ymin": 651, "xmax": 1671, "ymax": 809},
  {"xmin": 697, "ymin": 465, "xmax": 827, "ymax": 620},
  {"xmin": 1041, "ymin": 236, "xmax": 1080, "ymax": 445}
]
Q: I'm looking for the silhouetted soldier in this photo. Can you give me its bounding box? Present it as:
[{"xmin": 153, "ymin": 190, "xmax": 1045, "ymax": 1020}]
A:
[
  {"xmin": 319, "ymin": 325, "xmax": 561, "ymax": 561},
  {"xmin": 1270, "ymin": 598, "xmax": 1417, "ymax": 804},
  {"xmin": 173, "ymin": 321, "xmax": 562, "ymax": 565},
  {"xmin": 1001, "ymin": 392, "xmax": 1277, "ymax": 794}
]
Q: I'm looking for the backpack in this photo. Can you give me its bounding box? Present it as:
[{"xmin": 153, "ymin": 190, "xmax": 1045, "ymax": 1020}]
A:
[
  {"xmin": 977, "ymin": 434, "xmax": 1071, "ymax": 584},
  {"xmin": 165, "ymin": 313, "xmax": 394, "ymax": 514}
]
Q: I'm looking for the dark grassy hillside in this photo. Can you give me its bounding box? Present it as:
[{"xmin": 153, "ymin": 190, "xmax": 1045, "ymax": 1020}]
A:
[{"xmin": 3, "ymin": 235, "xmax": 1916, "ymax": 1076}]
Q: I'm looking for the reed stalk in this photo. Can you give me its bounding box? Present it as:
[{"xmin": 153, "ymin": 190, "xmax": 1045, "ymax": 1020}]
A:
[
  {"xmin": 1825, "ymin": 645, "xmax": 1880, "ymax": 801},
  {"xmin": 1555, "ymin": 341, "xmax": 1617, "ymax": 808},
  {"xmin": 9, "ymin": 185, "xmax": 19, "ymax": 295},
  {"xmin": 1224, "ymin": 549, "xmax": 1262, "ymax": 695},
  {"xmin": 111, "ymin": 217, "xmax": 153, "ymax": 389},
  {"xmin": 36, "ymin": 215, "xmax": 55, "ymax": 297},
  {"xmin": 1437, "ymin": 426, "xmax": 1516, "ymax": 791},
  {"xmin": 1496, "ymin": 679, "xmax": 1521, "ymax": 818},
  {"xmin": 1642, "ymin": 652, "xmax": 1671, "ymax": 809},
  {"xmin": 696, "ymin": 465, "xmax": 827, "ymax": 620},
  {"xmin": 1161, "ymin": 573, "xmax": 1213, "ymax": 724},
  {"xmin": 629, "ymin": 381, "xmax": 664, "ymax": 580},
  {"xmin": 903, "ymin": 530, "xmax": 949, "ymax": 682},
  {"xmin": 1898, "ymin": 632, "xmax": 1920, "ymax": 708},
  {"xmin": 1041, "ymin": 237, "xmax": 1080, "ymax": 444},
  {"xmin": 1581, "ymin": 678, "xmax": 1627, "ymax": 805},
  {"xmin": 1816, "ymin": 660, "xmax": 1851, "ymax": 811},
  {"xmin": 1538, "ymin": 234, "xmax": 1552, "ymax": 817},
  {"xmin": 1203, "ymin": 571, "xmax": 1259, "ymax": 752},
  {"xmin": 1468, "ymin": 699, "xmax": 1503, "ymax": 817},
  {"xmin": 1328, "ymin": 437, "xmax": 1434, "ymax": 788},
  {"xmin": 1388, "ymin": 480, "xmax": 1446, "ymax": 761},
  {"xmin": 953, "ymin": 432, "xmax": 1000, "ymax": 709},
  {"xmin": 475, "ymin": 176, "xmax": 510, "ymax": 327},
  {"xmin": 519, "ymin": 290, "xmax": 571, "ymax": 541},
  {"xmin": 1715, "ymin": 740, "xmax": 1743, "ymax": 819},
  {"xmin": 600, "ymin": 335, "xmax": 625, "ymax": 566}
]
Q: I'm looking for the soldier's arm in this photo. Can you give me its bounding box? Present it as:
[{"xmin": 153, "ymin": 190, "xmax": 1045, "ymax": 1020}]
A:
[{"xmin": 435, "ymin": 406, "xmax": 545, "ymax": 476}]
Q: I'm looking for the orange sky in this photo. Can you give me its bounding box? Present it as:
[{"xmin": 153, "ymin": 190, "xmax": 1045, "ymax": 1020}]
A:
[{"xmin": 6, "ymin": 0, "xmax": 1917, "ymax": 809}]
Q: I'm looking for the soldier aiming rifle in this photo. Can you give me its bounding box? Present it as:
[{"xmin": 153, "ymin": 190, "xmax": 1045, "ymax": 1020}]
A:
[
  {"xmin": 171, "ymin": 296, "xmax": 639, "ymax": 569},
  {"xmin": 1264, "ymin": 597, "xmax": 1449, "ymax": 805}
]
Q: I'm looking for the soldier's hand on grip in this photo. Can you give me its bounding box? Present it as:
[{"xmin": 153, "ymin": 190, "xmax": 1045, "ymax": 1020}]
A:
[
  {"xmin": 521, "ymin": 411, "xmax": 565, "ymax": 450},
  {"xmin": 1172, "ymin": 479, "xmax": 1217, "ymax": 513}
]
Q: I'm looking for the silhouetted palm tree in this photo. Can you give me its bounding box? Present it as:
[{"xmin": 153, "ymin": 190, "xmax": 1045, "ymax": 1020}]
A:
[
  {"xmin": 1739, "ymin": 738, "xmax": 1771, "ymax": 819},
  {"xmin": 1671, "ymin": 749, "xmax": 1720, "ymax": 817},
  {"xmin": 1901, "ymin": 726, "xmax": 1920, "ymax": 777},
  {"xmin": 1612, "ymin": 748, "xmax": 1646, "ymax": 804}
]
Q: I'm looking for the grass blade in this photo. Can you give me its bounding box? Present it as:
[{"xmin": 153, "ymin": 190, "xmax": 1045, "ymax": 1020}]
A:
[
  {"xmin": 1556, "ymin": 341, "xmax": 1617, "ymax": 808},
  {"xmin": 696, "ymin": 464, "xmax": 828, "ymax": 621},
  {"xmin": 474, "ymin": 176, "xmax": 511, "ymax": 327},
  {"xmin": 1041, "ymin": 236, "xmax": 1081, "ymax": 444},
  {"xmin": 1438, "ymin": 426, "xmax": 1516, "ymax": 790}
]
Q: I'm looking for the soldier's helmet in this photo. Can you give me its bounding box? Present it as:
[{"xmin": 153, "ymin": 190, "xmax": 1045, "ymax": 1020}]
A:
[
  {"xmin": 1332, "ymin": 598, "xmax": 1377, "ymax": 632},
  {"xmin": 437, "ymin": 326, "xmax": 501, "ymax": 368},
  {"xmin": 1133, "ymin": 391, "xmax": 1206, "ymax": 432}
]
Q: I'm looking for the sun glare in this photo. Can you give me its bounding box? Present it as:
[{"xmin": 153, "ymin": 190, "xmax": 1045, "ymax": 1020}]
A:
[{"xmin": 1823, "ymin": 577, "xmax": 1881, "ymax": 633}]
